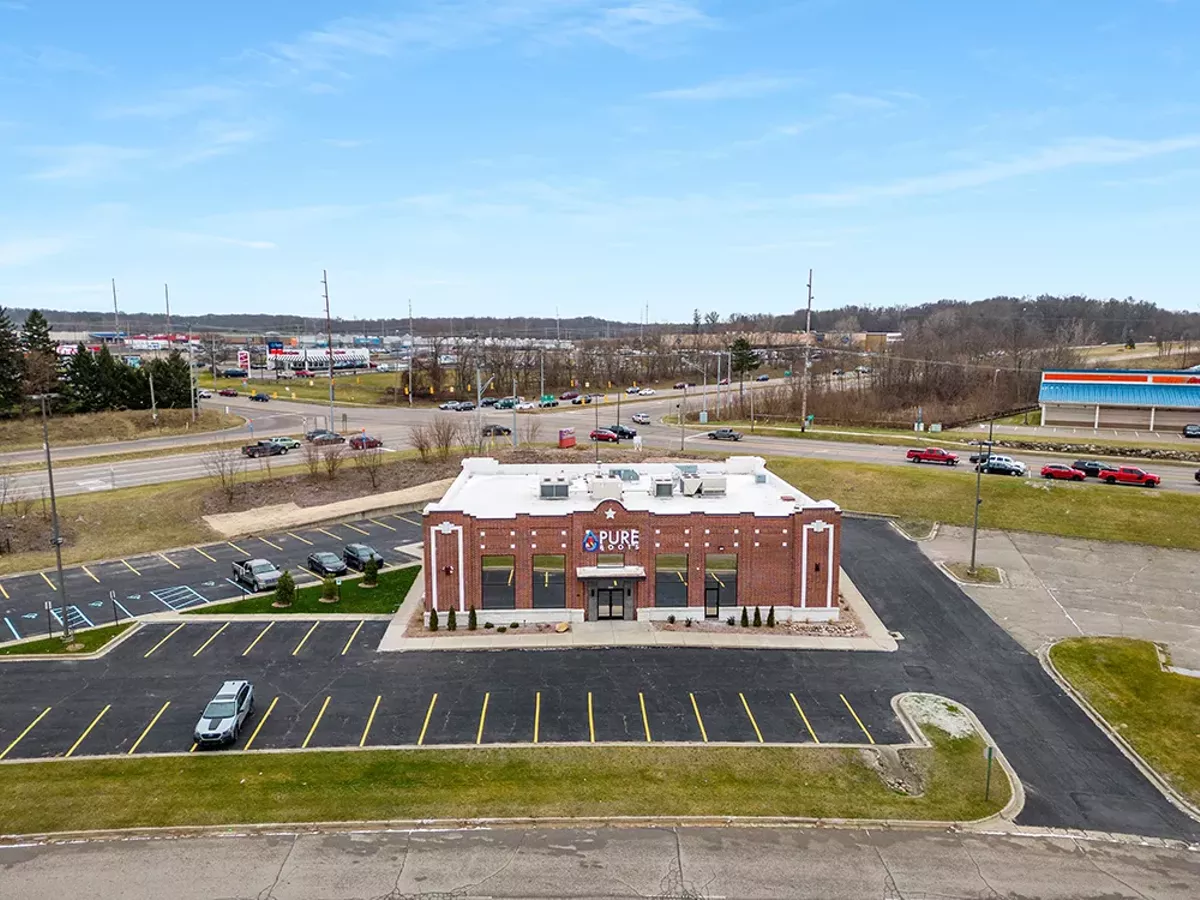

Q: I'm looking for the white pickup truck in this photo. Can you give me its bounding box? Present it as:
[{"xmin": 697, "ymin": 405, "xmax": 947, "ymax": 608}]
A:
[{"xmin": 231, "ymin": 558, "xmax": 282, "ymax": 592}]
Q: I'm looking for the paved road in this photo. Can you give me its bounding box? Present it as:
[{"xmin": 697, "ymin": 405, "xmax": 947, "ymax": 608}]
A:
[
  {"xmin": 3, "ymin": 825, "xmax": 1197, "ymax": 899},
  {"xmin": 2, "ymin": 520, "xmax": 1197, "ymax": 841}
]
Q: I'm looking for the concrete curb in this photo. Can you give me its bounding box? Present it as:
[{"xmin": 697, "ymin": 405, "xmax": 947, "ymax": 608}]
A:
[
  {"xmin": 0, "ymin": 620, "xmax": 144, "ymax": 664},
  {"xmin": 1040, "ymin": 640, "xmax": 1200, "ymax": 824},
  {"xmin": 936, "ymin": 561, "xmax": 1008, "ymax": 588},
  {"xmin": 889, "ymin": 520, "xmax": 939, "ymax": 543}
]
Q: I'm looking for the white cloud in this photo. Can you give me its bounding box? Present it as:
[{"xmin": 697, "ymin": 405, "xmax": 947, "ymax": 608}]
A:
[
  {"xmin": 26, "ymin": 143, "xmax": 148, "ymax": 180},
  {"xmin": 167, "ymin": 123, "xmax": 263, "ymax": 166},
  {"xmin": 102, "ymin": 84, "xmax": 245, "ymax": 119},
  {"xmin": 155, "ymin": 231, "xmax": 277, "ymax": 251},
  {"xmin": 0, "ymin": 237, "xmax": 66, "ymax": 267},
  {"xmin": 647, "ymin": 74, "xmax": 800, "ymax": 101}
]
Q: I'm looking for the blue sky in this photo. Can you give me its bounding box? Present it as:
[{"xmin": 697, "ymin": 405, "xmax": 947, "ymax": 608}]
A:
[{"xmin": 1, "ymin": 0, "xmax": 1198, "ymax": 323}]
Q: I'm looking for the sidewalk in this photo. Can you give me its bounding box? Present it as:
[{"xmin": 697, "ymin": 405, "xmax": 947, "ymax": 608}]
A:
[{"xmin": 378, "ymin": 568, "xmax": 898, "ymax": 652}]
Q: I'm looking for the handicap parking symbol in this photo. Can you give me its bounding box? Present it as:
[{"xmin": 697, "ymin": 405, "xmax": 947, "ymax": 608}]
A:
[
  {"xmin": 202, "ymin": 581, "xmax": 216, "ymax": 587},
  {"xmin": 21, "ymin": 613, "xmax": 37, "ymax": 620},
  {"xmin": 88, "ymin": 601, "xmax": 104, "ymax": 607},
  {"xmin": 127, "ymin": 594, "xmax": 141, "ymax": 601}
]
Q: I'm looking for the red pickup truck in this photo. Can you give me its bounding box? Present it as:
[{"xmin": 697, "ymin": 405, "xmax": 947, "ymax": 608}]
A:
[
  {"xmin": 906, "ymin": 447, "xmax": 959, "ymax": 466},
  {"xmin": 1097, "ymin": 465, "xmax": 1160, "ymax": 487}
]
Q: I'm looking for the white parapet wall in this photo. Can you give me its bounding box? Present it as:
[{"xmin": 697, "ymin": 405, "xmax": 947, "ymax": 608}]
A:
[
  {"xmin": 424, "ymin": 608, "xmax": 585, "ymax": 628},
  {"xmin": 636, "ymin": 606, "xmax": 839, "ymax": 623}
]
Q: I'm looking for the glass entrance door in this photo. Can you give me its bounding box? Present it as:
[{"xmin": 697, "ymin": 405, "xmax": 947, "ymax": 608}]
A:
[
  {"xmin": 596, "ymin": 585, "xmax": 624, "ymax": 620},
  {"xmin": 704, "ymin": 586, "xmax": 720, "ymax": 619}
]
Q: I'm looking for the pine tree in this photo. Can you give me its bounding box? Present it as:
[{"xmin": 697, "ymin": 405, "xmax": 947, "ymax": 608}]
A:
[
  {"xmin": 447, "ymin": 608, "xmax": 457, "ymax": 631},
  {"xmin": 729, "ymin": 336, "xmax": 761, "ymax": 401},
  {"xmin": 468, "ymin": 605, "xmax": 477, "ymax": 630},
  {"xmin": 20, "ymin": 310, "xmax": 55, "ymax": 355},
  {"xmin": 63, "ymin": 345, "xmax": 101, "ymax": 412},
  {"xmin": 94, "ymin": 345, "xmax": 126, "ymax": 410},
  {"xmin": 0, "ymin": 307, "xmax": 22, "ymax": 413},
  {"xmin": 766, "ymin": 605, "xmax": 775, "ymax": 627},
  {"xmin": 753, "ymin": 606, "xmax": 762, "ymax": 627},
  {"xmin": 740, "ymin": 606, "xmax": 749, "ymax": 627}
]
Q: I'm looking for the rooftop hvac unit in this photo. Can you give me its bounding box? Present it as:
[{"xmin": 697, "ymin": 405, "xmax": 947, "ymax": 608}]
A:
[
  {"xmin": 700, "ymin": 475, "xmax": 727, "ymax": 495},
  {"xmin": 755, "ymin": 472, "xmax": 768, "ymax": 484},
  {"xmin": 539, "ymin": 477, "xmax": 569, "ymax": 499},
  {"xmin": 653, "ymin": 477, "xmax": 674, "ymax": 499},
  {"xmin": 589, "ymin": 474, "xmax": 623, "ymax": 501},
  {"xmin": 677, "ymin": 473, "xmax": 703, "ymax": 496}
]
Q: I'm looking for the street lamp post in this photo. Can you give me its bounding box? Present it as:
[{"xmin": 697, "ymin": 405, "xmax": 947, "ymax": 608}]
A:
[
  {"xmin": 968, "ymin": 385, "xmax": 1000, "ymax": 576},
  {"xmin": 33, "ymin": 394, "xmax": 71, "ymax": 640}
]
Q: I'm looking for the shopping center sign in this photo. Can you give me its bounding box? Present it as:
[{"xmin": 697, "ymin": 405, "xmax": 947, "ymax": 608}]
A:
[{"xmin": 582, "ymin": 528, "xmax": 640, "ymax": 553}]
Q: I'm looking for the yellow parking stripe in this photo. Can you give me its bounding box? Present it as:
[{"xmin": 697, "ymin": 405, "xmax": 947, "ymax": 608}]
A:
[
  {"xmin": 317, "ymin": 528, "xmax": 340, "ymax": 540},
  {"xmin": 258, "ymin": 536, "xmax": 283, "ymax": 551},
  {"xmin": 739, "ymin": 692, "xmax": 764, "ymax": 743},
  {"xmin": 475, "ymin": 692, "xmax": 490, "ymax": 745},
  {"xmin": 144, "ymin": 623, "xmax": 186, "ymax": 658},
  {"xmin": 689, "ymin": 693, "xmax": 708, "ymax": 743},
  {"xmin": 368, "ymin": 518, "xmax": 396, "ymax": 531},
  {"xmin": 341, "ymin": 621, "xmax": 364, "ymax": 655},
  {"xmin": 65, "ymin": 704, "xmax": 111, "ymax": 757},
  {"xmin": 189, "ymin": 743, "xmax": 197, "ymax": 753},
  {"xmin": 192, "ymin": 623, "xmax": 229, "ymax": 657},
  {"xmin": 0, "ymin": 707, "xmax": 51, "ymax": 760},
  {"xmin": 244, "ymin": 696, "xmax": 277, "ymax": 750},
  {"xmin": 0, "ymin": 582, "xmax": 8, "ymax": 600},
  {"xmin": 392, "ymin": 513, "xmax": 422, "ymax": 527},
  {"xmin": 343, "ymin": 522, "xmax": 370, "ymax": 536},
  {"xmin": 533, "ymin": 692, "xmax": 541, "ymax": 743},
  {"xmin": 121, "ymin": 559, "xmax": 141, "ymax": 576},
  {"xmin": 242, "ymin": 622, "xmax": 273, "ymax": 656},
  {"xmin": 301, "ymin": 696, "xmax": 331, "ymax": 749},
  {"xmin": 128, "ymin": 701, "xmax": 171, "ymax": 755},
  {"xmin": 840, "ymin": 693, "xmax": 875, "ymax": 745},
  {"xmin": 292, "ymin": 622, "xmax": 319, "ymax": 655},
  {"xmin": 360, "ymin": 696, "xmax": 381, "ymax": 747},
  {"xmin": 157, "ymin": 553, "xmax": 180, "ymax": 570},
  {"xmin": 587, "ymin": 691, "xmax": 595, "ymax": 743},
  {"xmin": 81, "ymin": 565, "xmax": 100, "ymax": 583},
  {"xmin": 39, "ymin": 571, "xmax": 57, "ymax": 591},
  {"xmin": 287, "ymin": 531, "xmax": 313, "ymax": 545},
  {"xmin": 227, "ymin": 541, "xmax": 249, "ymax": 556},
  {"xmin": 417, "ymin": 694, "xmax": 438, "ymax": 745},
  {"xmin": 194, "ymin": 546, "xmax": 217, "ymax": 563},
  {"xmin": 639, "ymin": 692, "xmax": 652, "ymax": 742},
  {"xmin": 790, "ymin": 693, "xmax": 820, "ymax": 743}
]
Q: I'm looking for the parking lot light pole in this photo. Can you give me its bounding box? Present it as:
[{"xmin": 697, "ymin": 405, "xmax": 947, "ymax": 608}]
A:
[
  {"xmin": 32, "ymin": 393, "xmax": 71, "ymax": 641},
  {"xmin": 968, "ymin": 419, "xmax": 996, "ymax": 577}
]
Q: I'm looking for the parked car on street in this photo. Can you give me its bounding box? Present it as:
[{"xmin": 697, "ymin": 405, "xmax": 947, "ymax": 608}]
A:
[
  {"xmin": 268, "ymin": 437, "xmax": 301, "ymax": 450},
  {"xmin": 438, "ymin": 400, "xmax": 462, "ymax": 411},
  {"xmin": 311, "ymin": 432, "xmax": 346, "ymax": 445},
  {"xmin": 1183, "ymin": 424, "xmax": 1200, "ymax": 439},
  {"xmin": 231, "ymin": 558, "xmax": 282, "ymax": 592},
  {"xmin": 1071, "ymin": 459, "xmax": 1108, "ymax": 478},
  {"xmin": 560, "ymin": 390, "xmax": 580, "ymax": 401},
  {"xmin": 707, "ymin": 428, "xmax": 743, "ymax": 441},
  {"xmin": 625, "ymin": 386, "xmax": 641, "ymax": 395},
  {"xmin": 307, "ymin": 551, "xmax": 348, "ymax": 576},
  {"xmin": 480, "ymin": 397, "xmax": 498, "ymax": 407},
  {"xmin": 571, "ymin": 395, "xmax": 591, "ymax": 404},
  {"xmin": 481, "ymin": 423, "xmax": 512, "ymax": 436},
  {"xmin": 457, "ymin": 401, "xmax": 476, "ymax": 411},
  {"xmin": 250, "ymin": 392, "xmax": 270, "ymax": 402},
  {"xmin": 590, "ymin": 428, "xmax": 620, "ymax": 443},
  {"xmin": 349, "ymin": 434, "xmax": 382, "ymax": 449},
  {"xmin": 755, "ymin": 374, "xmax": 770, "ymax": 382},
  {"xmin": 218, "ymin": 388, "xmax": 239, "ymax": 397},
  {"xmin": 193, "ymin": 680, "xmax": 254, "ymax": 748},
  {"xmin": 609, "ymin": 424, "xmax": 637, "ymax": 439},
  {"xmin": 976, "ymin": 457, "xmax": 1026, "ymax": 477},
  {"xmin": 1097, "ymin": 465, "xmax": 1160, "ymax": 487},
  {"xmin": 343, "ymin": 543, "xmax": 384, "ymax": 571},
  {"xmin": 905, "ymin": 447, "xmax": 958, "ymax": 466},
  {"xmin": 631, "ymin": 412, "xmax": 651, "ymax": 425},
  {"xmin": 295, "ymin": 369, "xmax": 315, "ymax": 377},
  {"xmin": 1040, "ymin": 463, "xmax": 1086, "ymax": 481},
  {"xmin": 516, "ymin": 401, "xmax": 536, "ymax": 410},
  {"xmin": 242, "ymin": 440, "xmax": 286, "ymax": 458},
  {"xmin": 673, "ymin": 382, "xmax": 687, "ymax": 389},
  {"xmin": 305, "ymin": 428, "xmax": 332, "ymax": 441},
  {"xmin": 221, "ymin": 368, "xmax": 248, "ymax": 378},
  {"xmin": 718, "ymin": 378, "xmax": 730, "ymax": 386},
  {"xmin": 638, "ymin": 387, "xmax": 656, "ymax": 396}
]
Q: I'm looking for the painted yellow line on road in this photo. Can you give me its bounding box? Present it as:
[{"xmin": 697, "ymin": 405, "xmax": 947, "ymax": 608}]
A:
[
  {"xmin": 840, "ymin": 693, "xmax": 875, "ymax": 745},
  {"xmin": 121, "ymin": 559, "xmax": 141, "ymax": 576},
  {"xmin": 533, "ymin": 692, "xmax": 541, "ymax": 743},
  {"xmin": 368, "ymin": 518, "xmax": 396, "ymax": 531},
  {"xmin": 292, "ymin": 622, "xmax": 319, "ymax": 655},
  {"xmin": 65, "ymin": 704, "xmax": 111, "ymax": 758},
  {"xmin": 244, "ymin": 696, "xmax": 278, "ymax": 750},
  {"xmin": 317, "ymin": 528, "xmax": 341, "ymax": 540},
  {"xmin": 301, "ymin": 696, "xmax": 331, "ymax": 749},
  {"xmin": 157, "ymin": 553, "xmax": 180, "ymax": 570},
  {"xmin": 190, "ymin": 743, "xmax": 197, "ymax": 753},
  {"xmin": 227, "ymin": 541, "xmax": 249, "ymax": 556},
  {"xmin": 360, "ymin": 696, "xmax": 381, "ymax": 748},
  {"xmin": 39, "ymin": 571, "xmax": 57, "ymax": 591},
  {"xmin": 258, "ymin": 536, "xmax": 283, "ymax": 551},
  {"xmin": 790, "ymin": 693, "xmax": 820, "ymax": 743},
  {"xmin": 392, "ymin": 514, "xmax": 422, "ymax": 527},
  {"xmin": 739, "ymin": 692, "xmax": 764, "ymax": 743},
  {"xmin": 343, "ymin": 522, "xmax": 370, "ymax": 536},
  {"xmin": 0, "ymin": 707, "xmax": 51, "ymax": 760},
  {"xmin": 475, "ymin": 692, "xmax": 490, "ymax": 745},
  {"xmin": 128, "ymin": 701, "xmax": 171, "ymax": 755},
  {"xmin": 287, "ymin": 531, "xmax": 314, "ymax": 545},
  {"xmin": 587, "ymin": 692, "xmax": 595, "ymax": 743},
  {"xmin": 194, "ymin": 547, "xmax": 217, "ymax": 563},
  {"xmin": 689, "ymin": 693, "xmax": 708, "ymax": 743},
  {"xmin": 639, "ymin": 692, "xmax": 652, "ymax": 742},
  {"xmin": 81, "ymin": 565, "xmax": 100, "ymax": 583},
  {"xmin": 144, "ymin": 622, "xmax": 186, "ymax": 658},
  {"xmin": 417, "ymin": 694, "xmax": 438, "ymax": 745},
  {"xmin": 192, "ymin": 623, "xmax": 229, "ymax": 657},
  {"xmin": 242, "ymin": 622, "xmax": 273, "ymax": 656},
  {"xmin": 0, "ymin": 583, "xmax": 8, "ymax": 600},
  {"xmin": 341, "ymin": 621, "xmax": 364, "ymax": 656}
]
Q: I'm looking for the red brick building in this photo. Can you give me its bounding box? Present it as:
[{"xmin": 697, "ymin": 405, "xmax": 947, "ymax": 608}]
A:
[{"xmin": 422, "ymin": 457, "xmax": 842, "ymax": 625}]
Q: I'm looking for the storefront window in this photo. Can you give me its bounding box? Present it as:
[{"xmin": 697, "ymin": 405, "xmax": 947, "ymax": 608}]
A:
[
  {"xmin": 655, "ymin": 554, "xmax": 688, "ymax": 607},
  {"xmin": 481, "ymin": 555, "xmax": 515, "ymax": 609},
  {"xmin": 532, "ymin": 554, "xmax": 566, "ymax": 608},
  {"xmin": 597, "ymin": 553, "xmax": 624, "ymax": 568},
  {"xmin": 704, "ymin": 553, "xmax": 738, "ymax": 607}
]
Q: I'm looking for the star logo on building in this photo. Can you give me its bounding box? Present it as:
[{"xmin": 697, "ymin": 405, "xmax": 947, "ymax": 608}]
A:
[{"xmin": 605, "ymin": 508, "xmax": 616, "ymax": 520}]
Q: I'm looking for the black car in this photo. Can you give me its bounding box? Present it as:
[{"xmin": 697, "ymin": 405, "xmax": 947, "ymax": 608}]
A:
[
  {"xmin": 250, "ymin": 392, "xmax": 270, "ymax": 402},
  {"xmin": 305, "ymin": 428, "xmax": 333, "ymax": 441},
  {"xmin": 1183, "ymin": 424, "xmax": 1200, "ymax": 439},
  {"xmin": 978, "ymin": 458, "xmax": 1024, "ymax": 476},
  {"xmin": 481, "ymin": 423, "xmax": 512, "ymax": 436},
  {"xmin": 1072, "ymin": 459, "xmax": 1107, "ymax": 478},
  {"xmin": 307, "ymin": 551, "xmax": 348, "ymax": 576},
  {"xmin": 343, "ymin": 543, "xmax": 384, "ymax": 571},
  {"xmin": 608, "ymin": 424, "xmax": 637, "ymax": 440},
  {"xmin": 311, "ymin": 432, "xmax": 346, "ymax": 445},
  {"xmin": 457, "ymin": 401, "xmax": 476, "ymax": 411},
  {"xmin": 480, "ymin": 397, "xmax": 498, "ymax": 407}
]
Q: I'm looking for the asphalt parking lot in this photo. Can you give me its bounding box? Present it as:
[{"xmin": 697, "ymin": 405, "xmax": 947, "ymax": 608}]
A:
[{"xmin": 0, "ymin": 514, "xmax": 424, "ymax": 642}]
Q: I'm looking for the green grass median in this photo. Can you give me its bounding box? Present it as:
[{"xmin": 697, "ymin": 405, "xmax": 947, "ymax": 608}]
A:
[
  {"xmin": 0, "ymin": 731, "xmax": 1007, "ymax": 834},
  {"xmin": 1049, "ymin": 637, "xmax": 1200, "ymax": 806},
  {"xmin": 185, "ymin": 565, "xmax": 420, "ymax": 615},
  {"xmin": 0, "ymin": 623, "xmax": 133, "ymax": 656}
]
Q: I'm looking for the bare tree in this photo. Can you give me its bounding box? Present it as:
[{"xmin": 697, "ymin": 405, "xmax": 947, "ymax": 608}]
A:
[
  {"xmin": 323, "ymin": 442, "xmax": 347, "ymax": 479},
  {"xmin": 430, "ymin": 415, "xmax": 461, "ymax": 460},
  {"xmin": 202, "ymin": 448, "xmax": 246, "ymax": 505},
  {"xmin": 519, "ymin": 416, "xmax": 543, "ymax": 446},
  {"xmin": 409, "ymin": 422, "xmax": 433, "ymax": 462},
  {"xmin": 302, "ymin": 440, "xmax": 322, "ymax": 478},
  {"xmin": 0, "ymin": 472, "xmax": 11, "ymax": 518},
  {"xmin": 354, "ymin": 446, "xmax": 386, "ymax": 489}
]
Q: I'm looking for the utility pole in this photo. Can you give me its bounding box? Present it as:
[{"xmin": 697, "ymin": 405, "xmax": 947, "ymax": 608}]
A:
[
  {"xmin": 680, "ymin": 386, "xmax": 686, "ymax": 451},
  {"xmin": 164, "ymin": 283, "xmax": 171, "ymax": 337},
  {"xmin": 322, "ymin": 270, "xmax": 336, "ymax": 433},
  {"xmin": 800, "ymin": 268, "xmax": 813, "ymax": 432},
  {"xmin": 187, "ymin": 326, "xmax": 196, "ymax": 422},
  {"xmin": 715, "ymin": 353, "xmax": 722, "ymax": 418},
  {"xmin": 511, "ymin": 377, "xmax": 518, "ymax": 448},
  {"xmin": 539, "ymin": 350, "xmax": 545, "ymax": 401},
  {"xmin": 148, "ymin": 371, "xmax": 158, "ymax": 424},
  {"xmin": 407, "ymin": 299, "xmax": 414, "ymax": 406},
  {"xmin": 111, "ymin": 278, "xmax": 120, "ymax": 343},
  {"xmin": 35, "ymin": 394, "xmax": 71, "ymax": 640}
]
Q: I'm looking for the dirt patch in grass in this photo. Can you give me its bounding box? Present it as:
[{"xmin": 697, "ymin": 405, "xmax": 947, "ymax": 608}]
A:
[
  {"xmin": 944, "ymin": 563, "xmax": 1002, "ymax": 584},
  {"xmin": 0, "ymin": 623, "xmax": 133, "ymax": 655},
  {"xmin": 0, "ymin": 409, "xmax": 242, "ymax": 452},
  {"xmin": 188, "ymin": 566, "xmax": 419, "ymax": 616}
]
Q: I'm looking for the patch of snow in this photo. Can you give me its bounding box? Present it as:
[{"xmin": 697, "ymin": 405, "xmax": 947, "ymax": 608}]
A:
[{"xmin": 905, "ymin": 694, "xmax": 974, "ymax": 738}]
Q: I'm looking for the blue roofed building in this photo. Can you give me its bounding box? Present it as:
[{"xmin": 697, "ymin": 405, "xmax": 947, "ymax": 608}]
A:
[{"xmin": 1039, "ymin": 370, "xmax": 1200, "ymax": 431}]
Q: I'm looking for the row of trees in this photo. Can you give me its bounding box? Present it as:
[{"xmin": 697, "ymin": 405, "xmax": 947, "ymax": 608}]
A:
[{"xmin": 0, "ymin": 307, "xmax": 58, "ymax": 414}]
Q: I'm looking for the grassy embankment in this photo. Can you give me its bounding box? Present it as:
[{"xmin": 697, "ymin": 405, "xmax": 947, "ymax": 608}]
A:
[
  {"xmin": 186, "ymin": 565, "xmax": 419, "ymax": 616},
  {"xmin": 0, "ymin": 729, "xmax": 1007, "ymax": 834},
  {"xmin": 0, "ymin": 623, "xmax": 133, "ymax": 656},
  {"xmin": 0, "ymin": 409, "xmax": 243, "ymax": 453},
  {"xmin": 1050, "ymin": 638, "xmax": 1200, "ymax": 806},
  {"xmin": 0, "ymin": 437, "xmax": 263, "ymax": 475},
  {"xmin": 768, "ymin": 457, "xmax": 1200, "ymax": 550}
]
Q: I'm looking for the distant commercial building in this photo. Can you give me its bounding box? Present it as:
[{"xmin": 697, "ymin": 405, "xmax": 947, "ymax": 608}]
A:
[
  {"xmin": 1039, "ymin": 369, "xmax": 1200, "ymax": 430},
  {"xmin": 422, "ymin": 456, "xmax": 842, "ymax": 626}
]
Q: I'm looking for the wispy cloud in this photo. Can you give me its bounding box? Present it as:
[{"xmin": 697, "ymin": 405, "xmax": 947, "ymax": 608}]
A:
[
  {"xmin": 102, "ymin": 84, "xmax": 245, "ymax": 119},
  {"xmin": 647, "ymin": 74, "xmax": 800, "ymax": 101},
  {"xmin": 0, "ymin": 1, "xmax": 29, "ymax": 10},
  {"xmin": 0, "ymin": 237, "xmax": 67, "ymax": 267},
  {"xmin": 26, "ymin": 143, "xmax": 148, "ymax": 180},
  {"xmin": 155, "ymin": 231, "xmax": 277, "ymax": 251},
  {"xmin": 167, "ymin": 122, "xmax": 264, "ymax": 167},
  {"xmin": 806, "ymin": 134, "xmax": 1200, "ymax": 206}
]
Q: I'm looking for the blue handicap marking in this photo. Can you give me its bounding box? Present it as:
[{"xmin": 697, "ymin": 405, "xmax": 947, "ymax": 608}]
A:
[
  {"xmin": 202, "ymin": 581, "xmax": 216, "ymax": 587},
  {"xmin": 21, "ymin": 613, "xmax": 38, "ymax": 619},
  {"xmin": 127, "ymin": 594, "xmax": 141, "ymax": 600},
  {"xmin": 88, "ymin": 601, "xmax": 104, "ymax": 607}
]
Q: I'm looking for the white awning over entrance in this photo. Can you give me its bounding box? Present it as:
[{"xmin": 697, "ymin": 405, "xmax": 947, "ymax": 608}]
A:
[{"xmin": 576, "ymin": 566, "xmax": 647, "ymax": 579}]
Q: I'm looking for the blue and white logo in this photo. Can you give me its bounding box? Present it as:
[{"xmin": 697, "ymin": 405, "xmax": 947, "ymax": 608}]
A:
[{"xmin": 582, "ymin": 530, "xmax": 600, "ymax": 552}]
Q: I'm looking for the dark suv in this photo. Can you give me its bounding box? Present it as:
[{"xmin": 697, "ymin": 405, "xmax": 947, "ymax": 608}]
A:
[
  {"xmin": 1183, "ymin": 424, "xmax": 1200, "ymax": 439},
  {"xmin": 608, "ymin": 424, "xmax": 637, "ymax": 440},
  {"xmin": 1071, "ymin": 459, "xmax": 1107, "ymax": 478}
]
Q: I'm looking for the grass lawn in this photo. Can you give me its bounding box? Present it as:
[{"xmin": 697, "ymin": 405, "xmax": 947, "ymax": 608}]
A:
[
  {"xmin": 944, "ymin": 563, "xmax": 1002, "ymax": 584},
  {"xmin": 768, "ymin": 457, "xmax": 1200, "ymax": 551},
  {"xmin": 0, "ymin": 623, "xmax": 133, "ymax": 656},
  {"xmin": 199, "ymin": 371, "xmax": 415, "ymax": 406},
  {"xmin": 1050, "ymin": 638, "xmax": 1200, "ymax": 806},
  {"xmin": 0, "ymin": 730, "xmax": 1007, "ymax": 834},
  {"xmin": 0, "ymin": 436, "xmax": 259, "ymax": 475},
  {"xmin": 186, "ymin": 565, "xmax": 420, "ymax": 615},
  {"xmin": 0, "ymin": 409, "xmax": 242, "ymax": 452}
]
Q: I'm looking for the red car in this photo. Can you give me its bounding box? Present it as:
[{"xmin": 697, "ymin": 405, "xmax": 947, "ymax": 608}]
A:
[
  {"xmin": 217, "ymin": 388, "xmax": 239, "ymax": 397},
  {"xmin": 350, "ymin": 434, "xmax": 382, "ymax": 450},
  {"xmin": 905, "ymin": 447, "xmax": 958, "ymax": 466},
  {"xmin": 295, "ymin": 369, "xmax": 314, "ymax": 377},
  {"xmin": 1097, "ymin": 465, "xmax": 1160, "ymax": 487},
  {"xmin": 1040, "ymin": 463, "xmax": 1085, "ymax": 481},
  {"xmin": 590, "ymin": 428, "xmax": 620, "ymax": 443}
]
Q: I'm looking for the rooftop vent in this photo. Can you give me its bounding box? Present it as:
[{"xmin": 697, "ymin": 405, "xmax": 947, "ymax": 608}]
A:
[
  {"xmin": 653, "ymin": 477, "xmax": 673, "ymax": 499},
  {"xmin": 539, "ymin": 476, "xmax": 569, "ymax": 499},
  {"xmin": 700, "ymin": 474, "xmax": 727, "ymax": 495},
  {"xmin": 589, "ymin": 473, "xmax": 623, "ymax": 501},
  {"xmin": 755, "ymin": 472, "xmax": 768, "ymax": 484}
]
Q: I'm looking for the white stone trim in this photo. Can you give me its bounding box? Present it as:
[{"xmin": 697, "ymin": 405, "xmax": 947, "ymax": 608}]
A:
[
  {"xmin": 426, "ymin": 608, "xmax": 584, "ymax": 627},
  {"xmin": 800, "ymin": 519, "xmax": 835, "ymax": 608},
  {"xmin": 429, "ymin": 521, "xmax": 464, "ymax": 612}
]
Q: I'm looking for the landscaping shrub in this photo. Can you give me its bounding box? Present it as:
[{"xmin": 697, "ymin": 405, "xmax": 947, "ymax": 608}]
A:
[
  {"xmin": 468, "ymin": 606, "xmax": 477, "ymax": 630},
  {"xmin": 767, "ymin": 605, "xmax": 775, "ymax": 628},
  {"xmin": 740, "ymin": 607, "xmax": 749, "ymax": 627},
  {"xmin": 447, "ymin": 608, "xmax": 457, "ymax": 631},
  {"xmin": 363, "ymin": 557, "xmax": 379, "ymax": 586},
  {"xmin": 753, "ymin": 606, "xmax": 762, "ymax": 627},
  {"xmin": 667, "ymin": 614, "xmax": 676, "ymax": 625},
  {"xmin": 272, "ymin": 570, "xmax": 295, "ymax": 608},
  {"xmin": 510, "ymin": 622, "xmax": 520, "ymax": 629},
  {"xmin": 429, "ymin": 608, "xmax": 439, "ymax": 632},
  {"xmin": 321, "ymin": 576, "xmax": 339, "ymax": 602},
  {"xmin": 726, "ymin": 615, "xmax": 736, "ymax": 626},
  {"xmin": 484, "ymin": 621, "xmax": 494, "ymax": 629}
]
